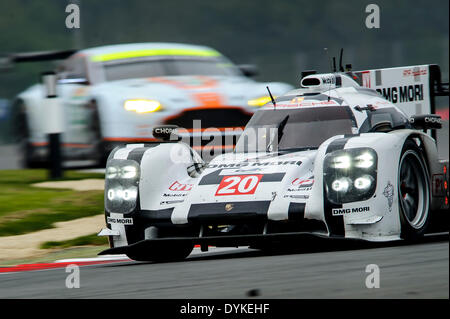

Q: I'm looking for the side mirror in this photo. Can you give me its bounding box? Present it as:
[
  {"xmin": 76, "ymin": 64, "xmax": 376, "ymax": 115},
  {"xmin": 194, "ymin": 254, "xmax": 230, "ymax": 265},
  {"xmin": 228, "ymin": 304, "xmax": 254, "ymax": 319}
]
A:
[
  {"xmin": 409, "ymin": 114, "xmax": 442, "ymax": 130},
  {"xmin": 57, "ymin": 77, "xmax": 89, "ymax": 85},
  {"xmin": 152, "ymin": 125, "xmax": 179, "ymax": 141},
  {"xmin": 238, "ymin": 64, "xmax": 259, "ymax": 77},
  {"xmin": 369, "ymin": 113, "xmax": 394, "ymax": 132}
]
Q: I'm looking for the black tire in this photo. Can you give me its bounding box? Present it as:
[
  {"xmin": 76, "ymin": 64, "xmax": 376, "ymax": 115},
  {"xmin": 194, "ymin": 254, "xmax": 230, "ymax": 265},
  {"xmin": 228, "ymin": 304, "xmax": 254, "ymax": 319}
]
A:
[
  {"xmin": 398, "ymin": 139, "xmax": 431, "ymax": 240},
  {"xmin": 88, "ymin": 100, "xmax": 108, "ymax": 167},
  {"xmin": 126, "ymin": 243, "xmax": 193, "ymax": 262},
  {"xmin": 13, "ymin": 100, "xmax": 45, "ymax": 168}
]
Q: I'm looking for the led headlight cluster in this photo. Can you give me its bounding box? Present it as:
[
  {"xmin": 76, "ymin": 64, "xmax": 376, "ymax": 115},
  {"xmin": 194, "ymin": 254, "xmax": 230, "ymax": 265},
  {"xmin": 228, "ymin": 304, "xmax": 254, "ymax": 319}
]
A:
[
  {"xmin": 324, "ymin": 148, "xmax": 377, "ymax": 204},
  {"xmin": 105, "ymin": 159, "xmax": 140, "ymax": 214}
]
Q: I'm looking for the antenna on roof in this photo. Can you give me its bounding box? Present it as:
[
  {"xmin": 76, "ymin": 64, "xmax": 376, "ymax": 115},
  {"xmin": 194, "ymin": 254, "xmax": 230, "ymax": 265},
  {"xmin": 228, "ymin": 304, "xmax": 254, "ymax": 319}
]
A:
[
  {"xmin": 324, "ymin": 48, "xmax": 333, "ymax": 73},
  {"xmin": 339, "ymin": 48, "xmax": 344, "ymax": 72},
  {"xmin": 266, "ymin": 86, "xmax": 276, "ymax": 109},
  {"xmin": 332, "ymin": 57, "xmax": 337, "ymax": 73}
]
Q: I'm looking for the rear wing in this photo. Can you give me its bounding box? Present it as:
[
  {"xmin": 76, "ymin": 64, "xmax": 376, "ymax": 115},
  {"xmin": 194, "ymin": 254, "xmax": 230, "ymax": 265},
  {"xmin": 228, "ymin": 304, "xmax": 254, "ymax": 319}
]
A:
[
  {"xmin": 351, "ymin": 64, "xmax": 449, "ymax": 118},
  {"xmin": 0, "ymin": 49, "xmax": 77, "ymax": 70}
]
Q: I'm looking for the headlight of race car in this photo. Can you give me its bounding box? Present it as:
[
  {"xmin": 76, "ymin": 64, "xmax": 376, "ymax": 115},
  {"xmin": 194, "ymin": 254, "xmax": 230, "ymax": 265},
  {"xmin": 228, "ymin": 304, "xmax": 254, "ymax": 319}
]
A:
[
  {"xmin": 124, "ymin": 99, "xmax": 163, "ymax": 113},
  {"xmin": 105, "ymin": 159, "xmax": 140, "ymax": 214},
  {"xmin": 324, "ymin": 148, "xmax": 377, "ymax": 204}
]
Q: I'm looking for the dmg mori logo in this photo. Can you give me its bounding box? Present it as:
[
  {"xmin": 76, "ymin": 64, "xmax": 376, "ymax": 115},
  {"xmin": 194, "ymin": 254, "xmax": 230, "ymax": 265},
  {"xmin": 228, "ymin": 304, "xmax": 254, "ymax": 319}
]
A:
[{"xmin": 332, "ymin": 206, "xmax": 370, "ymax": 216}]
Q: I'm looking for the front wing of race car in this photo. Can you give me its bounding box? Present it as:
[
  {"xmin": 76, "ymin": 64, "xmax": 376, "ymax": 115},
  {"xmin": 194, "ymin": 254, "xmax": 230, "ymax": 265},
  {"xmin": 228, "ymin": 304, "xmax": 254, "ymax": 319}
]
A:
[{"xmin": 98, "ymin": 129, "xmax": 448, "ymax": 256}]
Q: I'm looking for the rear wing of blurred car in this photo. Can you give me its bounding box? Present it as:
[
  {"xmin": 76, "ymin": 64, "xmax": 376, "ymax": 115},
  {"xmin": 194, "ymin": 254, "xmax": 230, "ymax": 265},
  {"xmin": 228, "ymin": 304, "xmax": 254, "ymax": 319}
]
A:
[
  {"xmin": 0, "ymin": 49, "xmax": 77, "ymax": 70},
  {"xmin": 352, "ymin": 64, "xmax": 449, "ymax": 118}
]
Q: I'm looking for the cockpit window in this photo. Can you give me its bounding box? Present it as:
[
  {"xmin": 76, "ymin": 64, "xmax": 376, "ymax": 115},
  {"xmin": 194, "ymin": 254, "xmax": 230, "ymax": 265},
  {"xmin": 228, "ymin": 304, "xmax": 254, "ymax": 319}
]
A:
[{"xmin": 235, "ymin": 106, "xmax": 356, "ymax": 153}]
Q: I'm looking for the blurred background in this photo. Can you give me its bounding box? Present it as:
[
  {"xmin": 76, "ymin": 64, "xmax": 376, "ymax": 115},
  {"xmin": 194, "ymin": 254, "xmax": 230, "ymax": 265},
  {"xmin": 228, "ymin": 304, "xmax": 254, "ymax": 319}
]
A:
[
  {"xmin": 0, "ymin": 1, "xmax": 448, "ymax": 292},
  {"xmin": 0, "ymin": 0, "xmax": 448, "ymax": 148}
]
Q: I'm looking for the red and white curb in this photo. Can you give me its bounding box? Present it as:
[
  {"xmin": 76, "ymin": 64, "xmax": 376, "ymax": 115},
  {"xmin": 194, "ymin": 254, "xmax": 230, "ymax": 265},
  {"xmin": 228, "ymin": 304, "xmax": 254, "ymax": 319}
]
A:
[
  {"xmin": 0, "ymin": 247, "xmax": 242, "ymax": 273},
  {"xmin": 0, "ymin": 259, "xmax": 127, "ymax": 273}
]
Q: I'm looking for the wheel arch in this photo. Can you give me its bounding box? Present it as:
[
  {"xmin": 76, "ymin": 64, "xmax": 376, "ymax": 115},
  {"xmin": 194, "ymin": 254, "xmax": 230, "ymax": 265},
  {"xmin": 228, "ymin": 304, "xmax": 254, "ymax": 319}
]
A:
[{"xmin": 392, "ymin": 130, "xmax": 441, "ymax": 212}]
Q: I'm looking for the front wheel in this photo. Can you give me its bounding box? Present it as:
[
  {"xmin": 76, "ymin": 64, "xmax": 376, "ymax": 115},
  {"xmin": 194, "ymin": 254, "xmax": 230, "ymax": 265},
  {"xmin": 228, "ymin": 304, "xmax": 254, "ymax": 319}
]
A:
[
  {"xmin": 14, "ymin": 100, "xmax": 46, "ymax": 168},
  {"xmin": 398, "ymin": 139, "xmax": 431, "ymax": 240},
  {"xmin": 88, "ymin": 100, "xmax": 109, "ymax": 167}
]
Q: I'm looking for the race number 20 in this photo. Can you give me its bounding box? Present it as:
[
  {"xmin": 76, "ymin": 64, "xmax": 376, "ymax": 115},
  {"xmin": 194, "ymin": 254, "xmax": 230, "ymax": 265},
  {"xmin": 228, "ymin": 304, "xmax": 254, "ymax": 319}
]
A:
[{"xmin": 215, "ymin": 175, "xmax": 263, "ymax": 196}]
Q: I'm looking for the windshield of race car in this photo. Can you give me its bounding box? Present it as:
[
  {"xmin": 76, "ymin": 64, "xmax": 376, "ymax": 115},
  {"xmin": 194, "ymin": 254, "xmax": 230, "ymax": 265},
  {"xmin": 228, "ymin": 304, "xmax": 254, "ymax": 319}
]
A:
[
  {"xmin": 102, "ymin": 57, "xmax": 241, "ymax": 81},
  {"xmin": 234, "ymin": 106, "xmax": 356, "ymax": 153}
]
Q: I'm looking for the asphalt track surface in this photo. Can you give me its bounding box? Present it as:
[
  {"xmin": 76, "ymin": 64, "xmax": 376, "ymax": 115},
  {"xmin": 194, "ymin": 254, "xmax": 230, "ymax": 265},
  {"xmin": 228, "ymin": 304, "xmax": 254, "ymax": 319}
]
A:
[{"xmin": 0, "ymin": 235, "xmax": 448, "ymax": 298}]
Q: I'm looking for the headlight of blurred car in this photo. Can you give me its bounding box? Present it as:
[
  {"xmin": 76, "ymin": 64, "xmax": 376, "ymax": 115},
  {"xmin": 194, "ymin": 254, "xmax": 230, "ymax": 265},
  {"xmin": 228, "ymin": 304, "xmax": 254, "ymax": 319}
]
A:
[
  {"xmin": 247, "ymin": 96, "xmax": 275, "ymax": 107},
  {"xmin": 324, "ymin": 148, "xmax": 378, "ymax": 204},
  {"xmin": 124, "ymin": 99, "xmax": 162, "ymax": 113},
  {"xmin": 105, "ymin": 159, "xmax": 140, "ymax": 214}
]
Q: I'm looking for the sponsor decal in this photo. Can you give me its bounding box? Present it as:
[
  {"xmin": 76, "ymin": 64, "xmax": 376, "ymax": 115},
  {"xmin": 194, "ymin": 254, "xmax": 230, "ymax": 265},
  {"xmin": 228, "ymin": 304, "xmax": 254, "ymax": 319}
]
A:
[
  {"xmin": 160, "ymin": 200, "xmax": 184, "ymax": 205},
  {"xmin": 271, "ymin": 192, "xmax": 277, "ymax": 201},
  {"xmin": 332, "ymin": 206, "xmax": 370, "ymax": 216},
  {"xmin": 291, "ymin": 178, "xmax": 314, "ymax": 188},
  {"xmin": 107, "ymin": 217, "xmax": 133, "ymax": 225},
  {"xmin": 403, "ymin": 68, "xmax": 427, "ymax": 77},
  {"xmin": 216, "ymin": 175, "xmax": 263, "ymax": 196},
  {"xmin": 154, "ymin": 127, "xmax": 177, "ymax": 135},
  {"xmin": 321, "ymin": 74, "xmax": 336, "ymax": 85},
  {"xmin": 207, "ymin": 160, "xmax": 301, "ymax": 169},
  {"xmin": 376, "ymin": 84, "xmax": 424, "ymax": 104},
  {"xmin": 163, "ymin": 193, "xmax": 188, "ymax": 198},
  {"xmin": 362, "ymin": 71, "xmax": 371, "ymax": 87},
  {"xmin": 284, "ymin": 194, "xmax": 309, "ymax": 199},
  {"xmin": 383, "ymin": 181, "xmax": 394, "ymax": 212},
  {"xmin": 287, "ymin": 177, "xmax": 314, "ymax": 192},
  {"xmin": 424, "ymin": 116, "xmax": 442, "ymax": 124},
  {"xmin": 169, "ymin": 181, "xmax": 193, "ymax": 191}
]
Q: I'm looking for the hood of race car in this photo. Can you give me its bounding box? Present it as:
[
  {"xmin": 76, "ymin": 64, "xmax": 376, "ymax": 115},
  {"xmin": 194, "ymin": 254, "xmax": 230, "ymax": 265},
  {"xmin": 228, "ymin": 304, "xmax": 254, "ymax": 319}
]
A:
[{"xmin": 169, "ymin": 149, "xmax": 317, "ymax": 224}]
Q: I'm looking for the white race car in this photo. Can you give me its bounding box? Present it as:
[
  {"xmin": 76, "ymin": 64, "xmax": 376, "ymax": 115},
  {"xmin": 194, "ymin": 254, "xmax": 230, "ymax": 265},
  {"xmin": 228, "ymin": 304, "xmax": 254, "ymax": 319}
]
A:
[
  {"xmin": 98, "ymin": 64, "xmax": 449, "ymax": 261},
  {"xmin": 9, "ymin": 42, "xmax": 293, "ymax": 167}
]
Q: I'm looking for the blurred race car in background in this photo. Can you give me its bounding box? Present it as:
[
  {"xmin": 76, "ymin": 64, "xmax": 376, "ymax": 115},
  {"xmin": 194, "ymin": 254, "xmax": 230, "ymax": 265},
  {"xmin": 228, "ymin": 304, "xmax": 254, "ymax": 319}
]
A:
[
  {"xmin": 98, "ymin": 64, "xmax": 449, "ymax": 261},
  {"xmin": 6, "ymin": 42, "xmax": 293, "ymax": 167}
]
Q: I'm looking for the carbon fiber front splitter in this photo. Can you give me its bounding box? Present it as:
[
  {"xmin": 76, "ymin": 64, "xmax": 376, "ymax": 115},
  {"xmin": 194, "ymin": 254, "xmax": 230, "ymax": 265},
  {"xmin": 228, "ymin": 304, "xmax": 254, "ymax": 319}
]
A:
[{"xmin": 97, "ymin": 231, "xmax": 362, "ymax": 256}]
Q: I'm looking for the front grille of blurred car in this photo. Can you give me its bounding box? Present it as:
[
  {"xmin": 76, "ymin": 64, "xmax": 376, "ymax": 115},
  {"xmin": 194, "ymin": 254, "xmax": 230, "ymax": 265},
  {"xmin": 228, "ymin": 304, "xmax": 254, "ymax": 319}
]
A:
[
  {"xmin": 163, "ymin": 107, "xmax": 252, "ymax": 160},
  {"xmin": 163, "ymin": 107, "xmax": 252, "ymax": 129}
]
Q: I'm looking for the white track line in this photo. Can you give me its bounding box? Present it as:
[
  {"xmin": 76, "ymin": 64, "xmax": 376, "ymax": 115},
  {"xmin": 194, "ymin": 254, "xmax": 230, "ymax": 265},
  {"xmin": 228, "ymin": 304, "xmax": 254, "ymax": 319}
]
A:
[{"xmin": 55, "ymin": 247, "xmax": 247, "ymax": 263}]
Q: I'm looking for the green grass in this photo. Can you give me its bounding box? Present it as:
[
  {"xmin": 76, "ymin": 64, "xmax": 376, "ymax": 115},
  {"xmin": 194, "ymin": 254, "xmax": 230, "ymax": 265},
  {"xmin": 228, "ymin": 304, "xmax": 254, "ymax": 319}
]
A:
[
  {"xmin": 40, "ymin": 233, "xmax": 108, "ymax": 249},
  {"xmin": 0, "ymin": 169, "xmax": 104, "ymax": 236}
]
